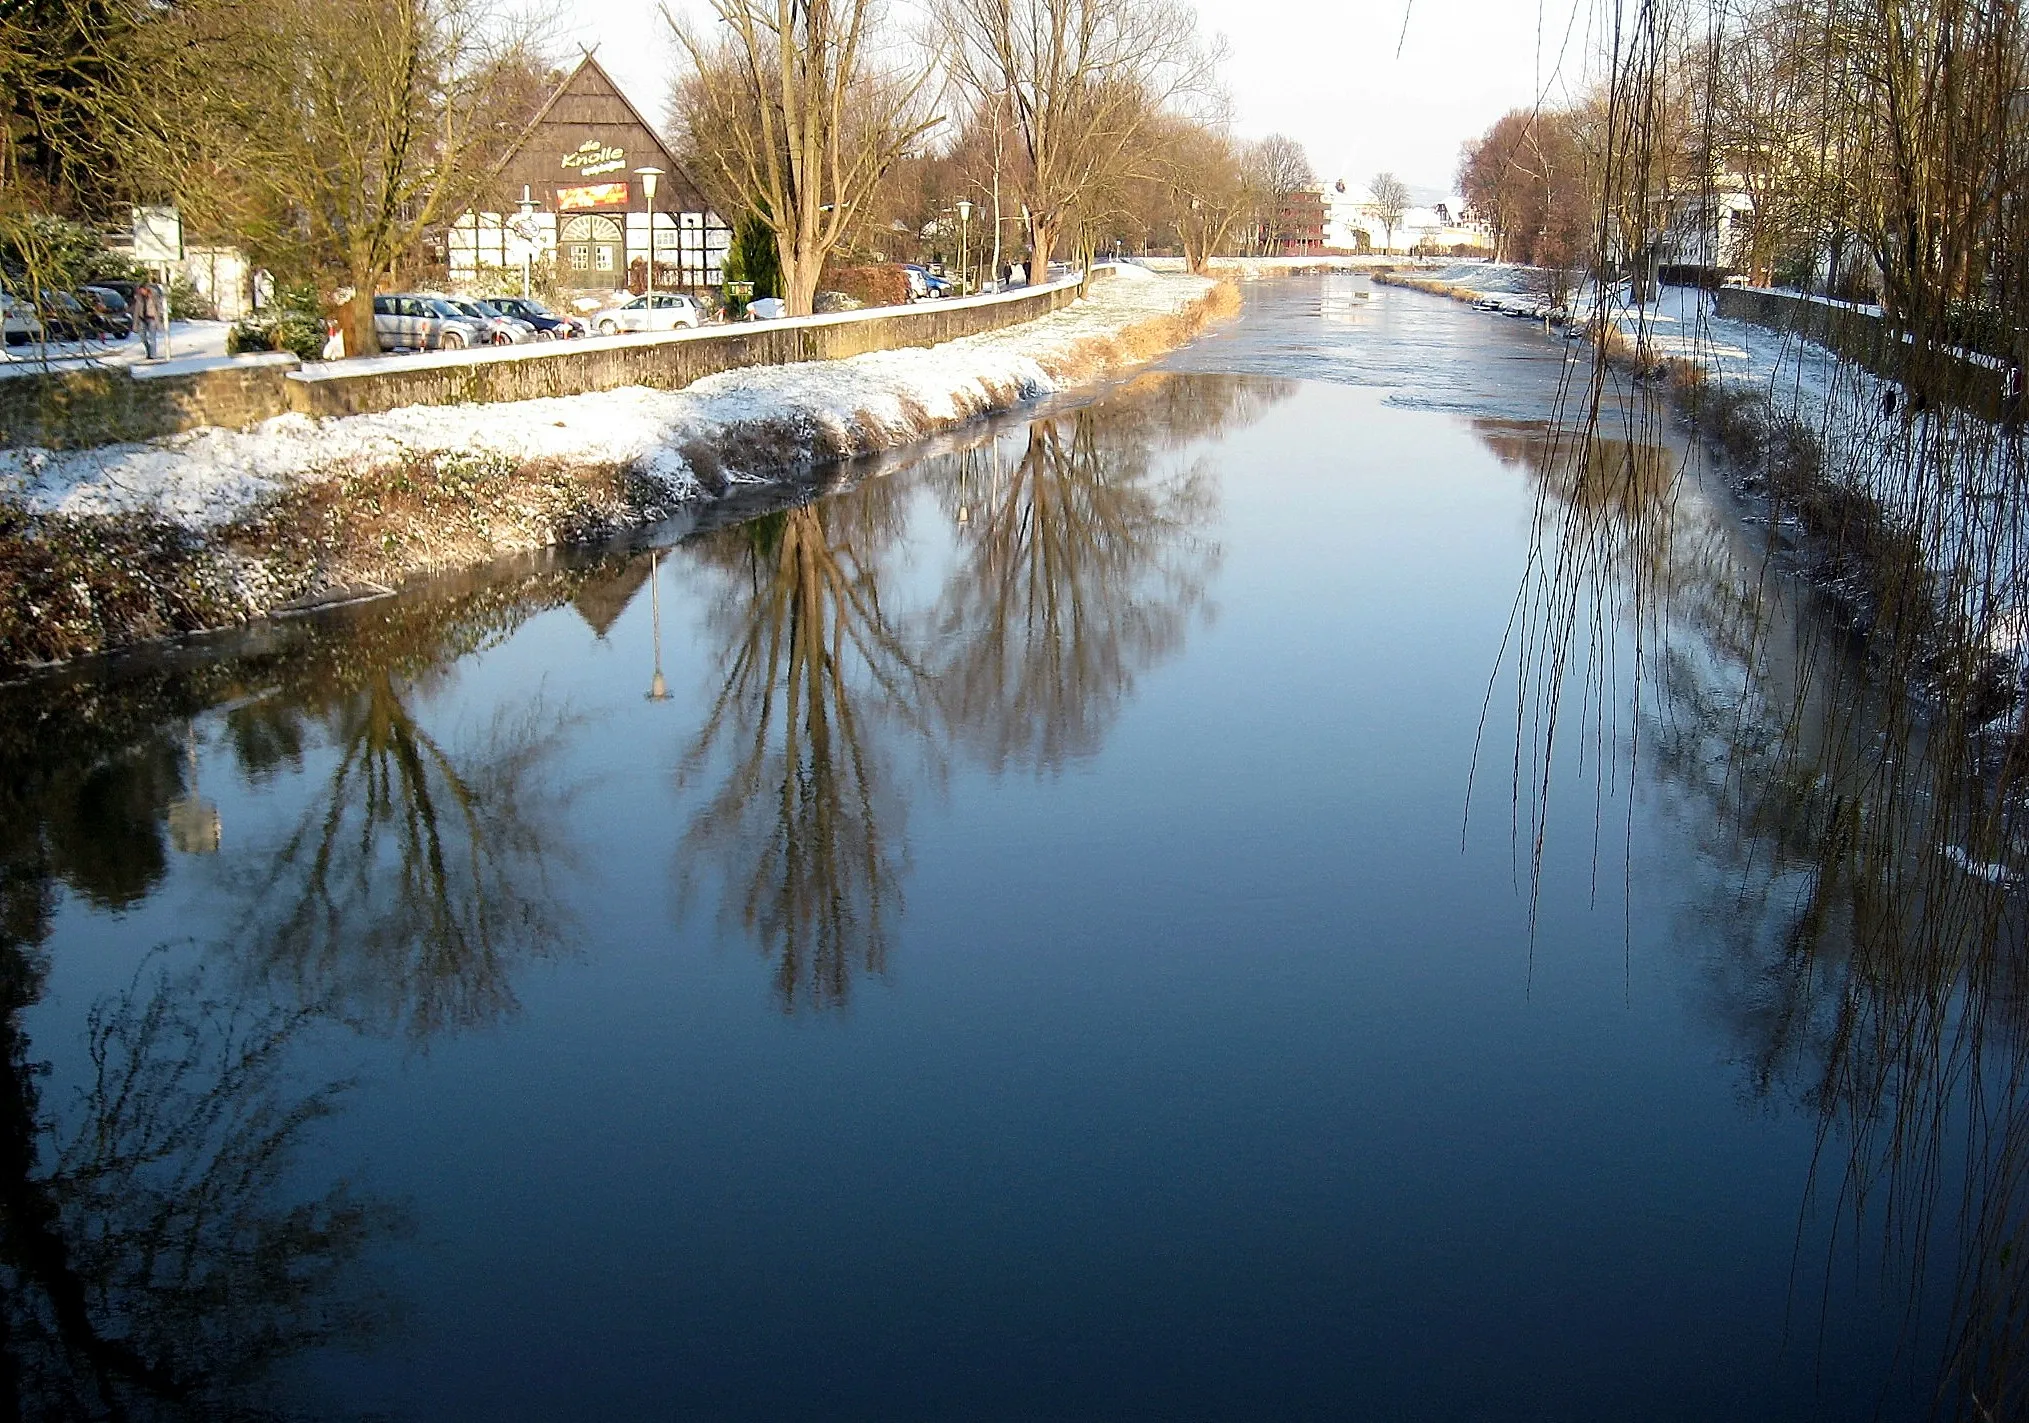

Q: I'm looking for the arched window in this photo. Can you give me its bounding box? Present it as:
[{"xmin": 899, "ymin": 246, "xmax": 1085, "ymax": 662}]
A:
[{"xmin": 559, "ymin": 214, "xmax": 624, "ymax": 277}]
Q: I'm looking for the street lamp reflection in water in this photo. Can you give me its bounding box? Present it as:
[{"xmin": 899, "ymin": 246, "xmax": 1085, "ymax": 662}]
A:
[
  {"xmin": 646, "ymin": 549, "xmax": 671, "ymax": 702},
  {"xmin": 167, "ymin": 723, "xmax": 220, "ymax": 854}
]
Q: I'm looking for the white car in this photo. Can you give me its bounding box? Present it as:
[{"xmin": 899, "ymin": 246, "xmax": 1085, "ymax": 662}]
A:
[
  {"xmin": 589, "ymin": 293, "xmax": 704, "ymax": 335},
  {"xmin": 745, "ymin": 297, "xmax": 787, "ymax": 321}
]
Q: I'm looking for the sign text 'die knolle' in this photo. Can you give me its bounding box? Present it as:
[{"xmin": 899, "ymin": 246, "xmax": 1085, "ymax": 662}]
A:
[{"xmin": 562, "ymin": 139, "xmax": 626, "ymax": 178}]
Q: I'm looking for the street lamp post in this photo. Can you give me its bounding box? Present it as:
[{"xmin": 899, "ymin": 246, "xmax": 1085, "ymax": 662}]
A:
[
  {"xmin": 990, "ymin": 168, "xmax": 1002, "ymax": 290},
  {"xmin": 635, "ymin": 167, "xmax": 664, "ymax": 306},
  {"xmin": 516, "ymin": 185, "xmax": 540, "ymax": 298},
  {"xmin": 956, "ymin": 199, "xmax": 973, "ymax": 295}
]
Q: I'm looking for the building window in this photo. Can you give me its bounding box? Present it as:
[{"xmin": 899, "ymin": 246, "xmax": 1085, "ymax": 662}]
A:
[
  {"xmin": 571, "ymin": 247, "xmax": 590, "ymax": 271},
  {"xmin": 595, "ymin": 244, "xmax": 615, "ymax": 272}
]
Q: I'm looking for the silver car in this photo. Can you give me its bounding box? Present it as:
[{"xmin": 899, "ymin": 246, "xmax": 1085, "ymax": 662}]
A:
[
  {"xmin": 588, "ymin": 293, "xmax": 704, "ymax": 335},
  {"xmin": 432, "ymin": 295, "xmax": 535, "ymax": 345},
  {"xmin": 371, "ymin": 293, "xmax": 486, "ymax": 351}
]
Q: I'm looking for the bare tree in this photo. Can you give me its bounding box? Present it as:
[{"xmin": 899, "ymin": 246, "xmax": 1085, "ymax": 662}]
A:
[
  {"xmin": 666, "ymin": 0, "xmax": 937, "ymax": 315},
  {"xmin": 135, "ymin": 0, "xmax": 554, "ymax": 356},
  {"xmin": 937, "ymin": 0, "xmax": 1216, "ymax": 273},
  {"xmin": 1151, "ymin": 113, "xmax": 1251, "ymax": 271},
  {"xmin": 1368, "ymin": 170, "xmax": 1410, "ymax": 254},
  {"xmin": 1244, "ymin": 132, "xmax": 1312, "ymax": 252}
]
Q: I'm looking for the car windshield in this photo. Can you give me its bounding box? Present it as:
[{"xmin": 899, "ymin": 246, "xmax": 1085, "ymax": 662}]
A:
[
  {"xmin": 468, "ymin": 301, "xmax": 505, "ymax": 318},
  {"xmin": 516, "ymin": 301, "xmax": 552, "ymax": 317},
  {"xmin": 425, "ymin": 300, "xmax": 463, "ymax": 318},
  {"xmin": 85, "ymin": 289, "xmax": 129, "ymax": 311}
]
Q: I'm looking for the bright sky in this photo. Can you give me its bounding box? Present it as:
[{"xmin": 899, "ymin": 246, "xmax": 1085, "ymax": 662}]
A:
[{"xmin": 561, "ymin": 0, "xmax": 1593, "ymax": 199}]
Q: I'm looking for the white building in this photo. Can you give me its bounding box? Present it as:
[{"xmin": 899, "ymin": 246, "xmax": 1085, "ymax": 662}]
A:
[{"xmin": 1321, "ymin": 179, "xmax": 1490, "ymax": 255}]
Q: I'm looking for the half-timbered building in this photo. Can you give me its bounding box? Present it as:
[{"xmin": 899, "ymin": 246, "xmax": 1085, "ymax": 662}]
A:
[{"xmin": 448, "ymin": 53, "xmax": 730, "ymax": 294}]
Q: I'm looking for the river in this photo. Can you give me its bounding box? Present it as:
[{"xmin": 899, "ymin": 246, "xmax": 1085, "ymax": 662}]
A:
[{"xmin": 1, "ymin": 277, "xmax": 1991, "ymax": 1419}]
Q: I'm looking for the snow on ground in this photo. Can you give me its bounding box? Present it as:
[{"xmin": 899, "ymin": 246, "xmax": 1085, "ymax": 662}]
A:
[
  {"xmin": 0, "ymin": 319, "xmax": 233, "ymax": 374},
  {"xmin": 0, "ymin": 274, "xmax": 1214, "ymax": 530},
  {"xmin": 1425, "ymin": 260, "xmax": 2029, "ymax": 668}
]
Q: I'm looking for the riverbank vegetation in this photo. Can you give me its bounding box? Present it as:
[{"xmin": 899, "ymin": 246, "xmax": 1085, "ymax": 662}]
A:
[
  {"xmin": 1447, "ymin": 2, "xmax": 2029, "ymax": 1415},
  {"xmin": 0, "ymin": 274, "xmax": 1235, "ymax": 675}
]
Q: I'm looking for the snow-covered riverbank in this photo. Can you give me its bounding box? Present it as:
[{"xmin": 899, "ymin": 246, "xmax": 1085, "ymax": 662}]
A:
[
  {"xmin": 1390, "ymin": 261, "xmax": 2029, "ymax": 745},
  {"xmin": 0, "ymin": 272, "xmax": 1235, "ymax": 672}
]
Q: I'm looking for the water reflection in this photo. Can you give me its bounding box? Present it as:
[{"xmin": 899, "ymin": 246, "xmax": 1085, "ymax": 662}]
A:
[
  {"xmin": 1485, "ymin": 394, "xmax": 2029, "ymax": 1416},
  {"xmin": 674, "ymin": 374, "xmax": 1282, "ymax": 1007},
  {"xmin": 0, "ymin": 950, "xmax": 393, "ymax": 1419},
  {"xmin": 929, "ymin": 381, "xmax": 1228, "ymax": 774},
  {"xmin": 676, "ymin": 490, "xmax": 929, "ymax": 1011},
  {"xmin": 0, "ymin": 566, "xmax": 626, "ymax": 1414}
]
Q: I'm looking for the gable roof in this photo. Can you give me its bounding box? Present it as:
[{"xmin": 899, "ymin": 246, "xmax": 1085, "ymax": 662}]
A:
[{"xmin": 490, "ymin": 49, "xmax": 705, "ymax": 200}]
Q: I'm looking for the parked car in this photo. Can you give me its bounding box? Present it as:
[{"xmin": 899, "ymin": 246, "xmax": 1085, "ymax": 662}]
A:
[
  {"xmin": 901, "ymin": 264, "xmax": 953, "ymax": 298},
  {"xmin": 37, "ymin": 289, "xmax": 96, "ymax": 341},
  {"xmin": 371, "ymin": 294, "xmax": 486, "ymax": 351},
  {"xmin": 745, "ymin": 297, "xmax": 787, "ymax": 322},
  {"xmin": 487, "ymin": 295, "xmax": 583, "ymax": 339},
  {"xmin": 587, "ymin": 292, "xmax": 704, "ymax": 335},
  {"xmin": 1, "ymin": 291, "xmax": 42, "ymax": 346},
  {"xmin": 430, "ymin": 294, "xmax": 534, "ymax": 345},
  {"xmin": 77, "ymin": 285, "xmax": 135, "ymax": 339}
]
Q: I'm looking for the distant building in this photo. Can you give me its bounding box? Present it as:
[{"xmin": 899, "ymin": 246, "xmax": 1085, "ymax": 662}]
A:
[
  {"xmin": 1274, "ymin": 189, "xmax": 1328, "ymax": 254},
  {"xmin": 1322, "ymin": 179, "xmax": 1489, "ymax": 254},
  {"xmin": 448, "ymin": 53, "xmax": 729, "ymax": 294},
  {"xmin": 1659, "ymin": 188, "xmax": 1755, "ymax": 272}
]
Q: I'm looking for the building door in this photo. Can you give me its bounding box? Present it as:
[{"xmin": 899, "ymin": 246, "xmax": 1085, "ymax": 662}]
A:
[{"xmin": 560, "ymin": 214, "xmax": 624, "ymax": 282}]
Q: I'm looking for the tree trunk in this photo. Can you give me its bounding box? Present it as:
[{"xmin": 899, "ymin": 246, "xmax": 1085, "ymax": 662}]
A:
[
  {"xmin": 1029, "ymin": 217, "xmax": 1060, "ymax": 281},
  {"xmin": 781, "ymin": 238, "xmax": 823, "ymax": 317},
  {"xmin": 339, "ymin": 287, "xmax": 379, "ymax": 358}
]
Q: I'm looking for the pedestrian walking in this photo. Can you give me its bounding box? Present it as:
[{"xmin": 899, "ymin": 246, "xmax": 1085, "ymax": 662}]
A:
[{"xmin": 134, "ymin": 279, "xmax": 166, "ymax": 360}]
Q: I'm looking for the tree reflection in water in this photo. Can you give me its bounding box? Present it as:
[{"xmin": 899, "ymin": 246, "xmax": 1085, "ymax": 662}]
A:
[
  {"xmin": 217, "ymin": 579, "xmax": 587, "ymax": 1041},
  {"xmin": 928, "ymin": 378, "xmax": 1235, "ymax": 774},
  {"xmin": 1480, "ymin": 401, "xmax": 2029, "ymax": 1417},
  {"xmin": 676, "ymin": 485, "xmax": 929, "ymax": 1012},
  {"xmin": 0, "ymin": 562, "xmax": 628, "ymax": 1416},
  {"xmin": 675, "ymin": 373, "xmax": 1280, "ymax": 1009},
  {"xmin": 0, "ymin": 948, "xmax": 393, "ymax": 1421},
  {"xmin": 233, "ymin": 677, "xmax": 577, "ymax": 1040}
]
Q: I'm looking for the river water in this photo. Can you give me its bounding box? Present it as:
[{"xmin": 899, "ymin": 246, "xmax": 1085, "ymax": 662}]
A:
[{"xmin": 2, "ymin": 278, "xmax": 1978, "ymax": 1419}]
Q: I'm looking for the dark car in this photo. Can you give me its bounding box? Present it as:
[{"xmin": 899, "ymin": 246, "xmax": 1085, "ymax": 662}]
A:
[
  {"xmin": 77, "ymin": 285, "xmax": 135, "ymax": 339},
  {"xmin": 488, "ymin": 295, "xmax": 583, "ymax": 339},
  {"xmin": 90, "ymin": 278, "xmax": 140, "ymax": 305},
  {"xmin": 37, "ymin": 289, "xmax": 96, "ymax": 340}
]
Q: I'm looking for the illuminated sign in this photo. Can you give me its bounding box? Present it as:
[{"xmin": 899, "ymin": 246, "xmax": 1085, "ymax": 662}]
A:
[
  {"xmin": 562, "ymin": 139, "xmax": 627, "ymax": 178},
  {"xmin": 557, "ymin": 182, "xmax": 629, "ymax": 210}
]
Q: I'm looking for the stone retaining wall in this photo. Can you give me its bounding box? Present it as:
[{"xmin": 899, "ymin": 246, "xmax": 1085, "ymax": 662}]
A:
[
  {"xmin": 0, "ymin": 355, "xmax": 298, "ymax": 450},
  {"xmin": 1716, "ymin": 286, "xmax": 2007, "ymax": 419},
  {"xmin": 2, "ymin": 275, "xmax": 1092, "ymax": 450}
]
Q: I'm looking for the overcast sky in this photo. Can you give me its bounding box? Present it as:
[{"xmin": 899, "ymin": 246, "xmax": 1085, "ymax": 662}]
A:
[{"xmin": 561, "ymin": 0, "xmax": 1593, "ymax": 198}]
